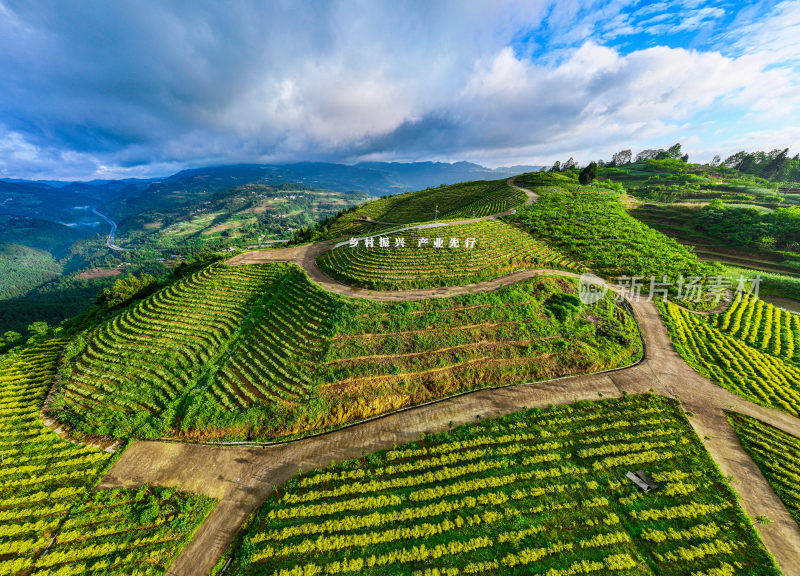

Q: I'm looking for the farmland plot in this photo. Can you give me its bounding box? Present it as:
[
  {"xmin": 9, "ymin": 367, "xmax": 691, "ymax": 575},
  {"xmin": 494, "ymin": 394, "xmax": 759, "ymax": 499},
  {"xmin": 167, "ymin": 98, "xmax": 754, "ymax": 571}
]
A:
[
  {"xmin": 317, "ymin": 220, "xmax": 581, "ymax": 291},
  {"xmin": 227, "ymin": 395, "xmax": 779, "ymax": 576}
]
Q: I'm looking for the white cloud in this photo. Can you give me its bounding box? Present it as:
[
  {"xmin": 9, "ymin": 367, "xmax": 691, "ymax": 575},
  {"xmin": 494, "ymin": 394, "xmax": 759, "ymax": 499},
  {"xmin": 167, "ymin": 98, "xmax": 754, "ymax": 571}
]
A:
[
  {"xmin": 450, "ymin": 40, "xmax": 799, "ymax": 160},
  {"xmin": 0, "ymin": 0, "xmax": 798, "ymax": 177},
  {"xmin": 722, "ymin": 0, "xmax": 800, "ymax": 66}
]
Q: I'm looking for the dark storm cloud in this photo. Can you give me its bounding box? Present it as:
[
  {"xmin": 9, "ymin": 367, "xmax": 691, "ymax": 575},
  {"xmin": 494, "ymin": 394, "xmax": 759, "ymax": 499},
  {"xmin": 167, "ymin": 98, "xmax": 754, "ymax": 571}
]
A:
[{"xmin": 0, "ymin": 0, "xmax": 798, "ymax": 178}]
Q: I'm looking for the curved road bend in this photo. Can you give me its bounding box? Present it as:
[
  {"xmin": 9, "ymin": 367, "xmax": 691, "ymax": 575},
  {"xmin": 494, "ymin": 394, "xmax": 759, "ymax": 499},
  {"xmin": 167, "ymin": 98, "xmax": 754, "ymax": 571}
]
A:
[
  {"xmin": 99, "ymin": 179, "xmax": 800, "ymax": 576},
  {"xmin": 92, "ymin": 208, "xmax": 127, "ymax": 251}
]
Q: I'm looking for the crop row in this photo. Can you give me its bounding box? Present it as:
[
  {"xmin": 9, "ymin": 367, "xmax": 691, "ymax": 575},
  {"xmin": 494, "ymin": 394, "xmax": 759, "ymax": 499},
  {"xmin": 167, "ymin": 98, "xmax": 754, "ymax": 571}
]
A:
[
  {"xmin": 204, "ymin": 267, "xmax": 337, "ymax": 416},
  {"xmin": 727, "ymin": 412, "xmax": 800, "ymax": 527},
  {"xmin": 60, "ymin": 263, "xmax": 286, "ymax": 437},
  {"xmin": 712, "ymin": 295, "xmax": 800, "ymax": 363},
  {"xmin": 661, "ymin": 301, "xmax": 800, "ymax": 416},
  {"xmin": 227, "ymin": 395, "xmax": 778, "ymax": 576},
  {"xmin": 0, "ymin": 340, "xmax": 213, "ymax": 574},
  {"xmin": 318, "ymin": 220, "xmax": 581, "ymax": 291}
]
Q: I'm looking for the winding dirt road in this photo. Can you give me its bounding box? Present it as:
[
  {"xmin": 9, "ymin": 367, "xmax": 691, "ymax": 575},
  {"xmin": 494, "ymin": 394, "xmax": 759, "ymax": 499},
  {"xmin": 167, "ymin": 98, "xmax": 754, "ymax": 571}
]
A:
[{"xmin": 99, "ymin": 179, "xmax": 800, "ymax": 576}]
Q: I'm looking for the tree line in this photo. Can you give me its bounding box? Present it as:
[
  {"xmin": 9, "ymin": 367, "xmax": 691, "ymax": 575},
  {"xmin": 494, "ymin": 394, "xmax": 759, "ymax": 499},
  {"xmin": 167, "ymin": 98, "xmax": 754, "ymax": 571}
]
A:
[{"xmin": 549, "ymin": 143, "xmax": 799, "ymax": 185}]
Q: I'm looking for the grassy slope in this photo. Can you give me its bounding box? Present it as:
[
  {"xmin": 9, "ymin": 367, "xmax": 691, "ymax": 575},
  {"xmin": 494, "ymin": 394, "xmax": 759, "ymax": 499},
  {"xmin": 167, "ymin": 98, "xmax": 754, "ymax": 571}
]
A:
[
  {"xmin": 55, "ymin": 263, "xmax": 641, "ymax": 442},
  {"xmin": 227, "ymin": 395, "xmax": 779, "ymax": 576}
]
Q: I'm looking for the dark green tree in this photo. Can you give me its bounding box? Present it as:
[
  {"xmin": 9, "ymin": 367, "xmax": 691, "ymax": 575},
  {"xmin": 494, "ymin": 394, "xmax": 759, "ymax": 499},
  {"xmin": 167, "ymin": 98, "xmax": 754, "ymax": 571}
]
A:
[
  {"xmin": 667, "ymin": 142, "xmax": 683, "ymax": 159},
  {"xmin": 762, "ymin": 148, "xmax": 789, "ymax": 180},
  {"xmin": 27, "ymin": 322, "xmax": 49, "ymax": 336},
  {"xmin": 97, "ymin": 274, "xmax": 158, "ymax": 309},
  {"xmin": 578, "ymin": 162, "xmax": 598, "ymax": 185}
]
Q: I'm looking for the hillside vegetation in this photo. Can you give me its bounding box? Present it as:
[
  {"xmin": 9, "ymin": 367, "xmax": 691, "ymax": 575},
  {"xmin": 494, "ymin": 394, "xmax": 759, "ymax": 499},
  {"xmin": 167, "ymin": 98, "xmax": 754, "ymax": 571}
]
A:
[
  {"xmin": 53, "ymin": 263, "xmax": 640, "ymax": 441},
  {"xmin": 0, "ymin": 340, "xmax": 214, "ymax": 574},
  {"xmin": 728, "ymin": 412, "xmax": 800, "ymax": 528},
  {"xmin": 54, "ymin": 263, "xmax": 284, "ymax": 438},
  {"xmin": 601, "ymin": 152, "xmax": 800, "ymax": 281},
  {"xmin": 0, "ymin": 243, "xmax": 62, "ymax": 300},
  {"xmin": 506, "ymin": 172, "xmax": 717, "ymax": 282},
  {"xmin": 317, "ymin": 220, "xmax": 581, "ymax": 290},
  {"xmin": 722, "ymin": 265, "xmax": 800, "ymax": 302},
  {"xmin": 321, "ymin": 179, "xmax": 526, "ymax": 239},
  {"xmin": 227, "ymin": 395, "xmax": 779, "ymax": 576},
  {"xmin": 314, "ymin": 275, "xmax": 640, "ymax": 433}
]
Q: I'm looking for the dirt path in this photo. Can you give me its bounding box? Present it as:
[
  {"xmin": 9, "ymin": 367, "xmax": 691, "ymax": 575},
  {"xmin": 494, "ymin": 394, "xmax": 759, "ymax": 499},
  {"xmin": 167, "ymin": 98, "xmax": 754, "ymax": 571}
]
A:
[
  {"xmin": 763, "ymin": 295, "xmax": 800, "ymax": 315},
  {"xmin": 507, "ymin": 176, "xmax": 539, "ymax": 204},
  {"xmin": 99, "ymin": 179, "xmax": 800, "ymax": 576}
]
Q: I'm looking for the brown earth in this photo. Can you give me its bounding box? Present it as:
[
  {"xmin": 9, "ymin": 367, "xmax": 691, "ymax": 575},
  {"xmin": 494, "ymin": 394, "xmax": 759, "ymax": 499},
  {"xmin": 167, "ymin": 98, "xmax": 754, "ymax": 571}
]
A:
[{"xmin": 74, "ymin": 267, "xmax": 123, "ymax": 280}]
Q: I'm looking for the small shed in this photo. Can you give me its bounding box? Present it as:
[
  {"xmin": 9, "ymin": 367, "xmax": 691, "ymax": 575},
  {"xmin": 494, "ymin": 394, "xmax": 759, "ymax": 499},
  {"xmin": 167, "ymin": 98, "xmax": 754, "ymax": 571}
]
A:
[{"xmin": 626, "ymin": 470, "xmax": 658, "ymax": 493}]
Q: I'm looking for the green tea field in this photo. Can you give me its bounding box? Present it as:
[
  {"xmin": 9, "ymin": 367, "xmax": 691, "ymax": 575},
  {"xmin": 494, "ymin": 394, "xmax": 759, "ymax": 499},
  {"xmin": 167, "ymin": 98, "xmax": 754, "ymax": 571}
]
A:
[
  {"xmin": 660, "ymin": 299, "xmax": 800, "ymax": 416},
  {"xmin": 727, "ymin": 412, "xmax": 800, "ymax": 528},
  {"xmin": 53, "ymin": 259, "xmax": 640, "ymax": 441},
  {"xmin": 228, "ymin": 395, "xmax": 779, "ymax": 576},
  {"xmin": 317, "ymin": 219, "xmax": 581, "ymax": 290},
  {"xmin": 0, "ymin": 340, "xmax": 214, "ymax": 574}
]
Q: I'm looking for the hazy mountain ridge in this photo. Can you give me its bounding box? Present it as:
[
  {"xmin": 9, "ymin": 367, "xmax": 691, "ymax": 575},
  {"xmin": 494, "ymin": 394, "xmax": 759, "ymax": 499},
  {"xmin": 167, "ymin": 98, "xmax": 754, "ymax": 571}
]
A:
[
  {"xmin": 2, "ymin": 160, "xmax": 539, "ymax": 201},
  {"xmin": 0, "ymin": 161, "xmax": 534, "ymax": 333}
]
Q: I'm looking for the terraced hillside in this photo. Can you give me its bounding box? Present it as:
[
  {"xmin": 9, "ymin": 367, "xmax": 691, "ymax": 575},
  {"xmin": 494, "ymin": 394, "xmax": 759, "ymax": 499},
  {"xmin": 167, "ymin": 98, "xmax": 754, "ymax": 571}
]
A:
[
  {"xmin": 181, "ymin": 265, "xmax": 340, "ymax": 438},
  {"xmin": 0, "ymin": 341, "xmax": 213, "ymax": 575},
  {"xmin": 660, "ymin": 299, "xmax": 800, "ymax": 416},
  {"xmin": 324, "ymin": 179, "xmax": 526, "ymax": 238},
  {"xmin": 54, "ymin": 263, "xmax": 286, "ymax": 438},
  {"xmin": 313, "ymin": 275, "xmax": 640, "ymax": 432},
  {"xmin": 55, "ymin": 262, "xmax": 639, "ymax": 441},
  {"xmin": 317, "ymin": 220, "xmax": 581, "ymax": 290},
  {"xmin": 227, "ymin": 395, "xmax": 779, "ymax": 576},
  {"xmin": 728, "ymin": 412, "xmax": 800, "ymax": 527}
]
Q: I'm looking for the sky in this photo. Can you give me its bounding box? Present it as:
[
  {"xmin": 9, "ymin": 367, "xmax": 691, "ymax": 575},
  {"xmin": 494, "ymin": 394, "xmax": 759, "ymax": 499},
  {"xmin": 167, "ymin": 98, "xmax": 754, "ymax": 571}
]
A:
[{"xmin": 1, "ymin": 0, "xmax": 799, "ymax": 180}]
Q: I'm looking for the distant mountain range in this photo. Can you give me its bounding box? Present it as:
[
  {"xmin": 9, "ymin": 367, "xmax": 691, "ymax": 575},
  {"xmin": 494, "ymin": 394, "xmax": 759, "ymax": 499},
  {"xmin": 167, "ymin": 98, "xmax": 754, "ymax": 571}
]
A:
[
  {"xmin": 2, "ymin": 161, "xmax": 540, "ymax": 200},
  {"xmin": 0, "ymin": 161, "xmax": 542, "ymax": 333}
]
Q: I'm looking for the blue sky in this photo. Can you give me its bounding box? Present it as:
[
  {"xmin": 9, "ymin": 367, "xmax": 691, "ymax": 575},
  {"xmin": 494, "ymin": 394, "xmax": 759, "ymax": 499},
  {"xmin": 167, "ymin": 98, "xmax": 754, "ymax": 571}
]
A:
[{"xmin": 0, "ymin": 0, "xmax": 798, "ymax": 179}]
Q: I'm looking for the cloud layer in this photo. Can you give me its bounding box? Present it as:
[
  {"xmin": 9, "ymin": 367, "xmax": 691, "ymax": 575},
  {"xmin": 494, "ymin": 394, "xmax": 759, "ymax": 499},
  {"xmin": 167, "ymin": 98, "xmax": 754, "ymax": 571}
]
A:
[{"xmin": 0, "ymin": 0, "xmax": 798, "ymax": 179}]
